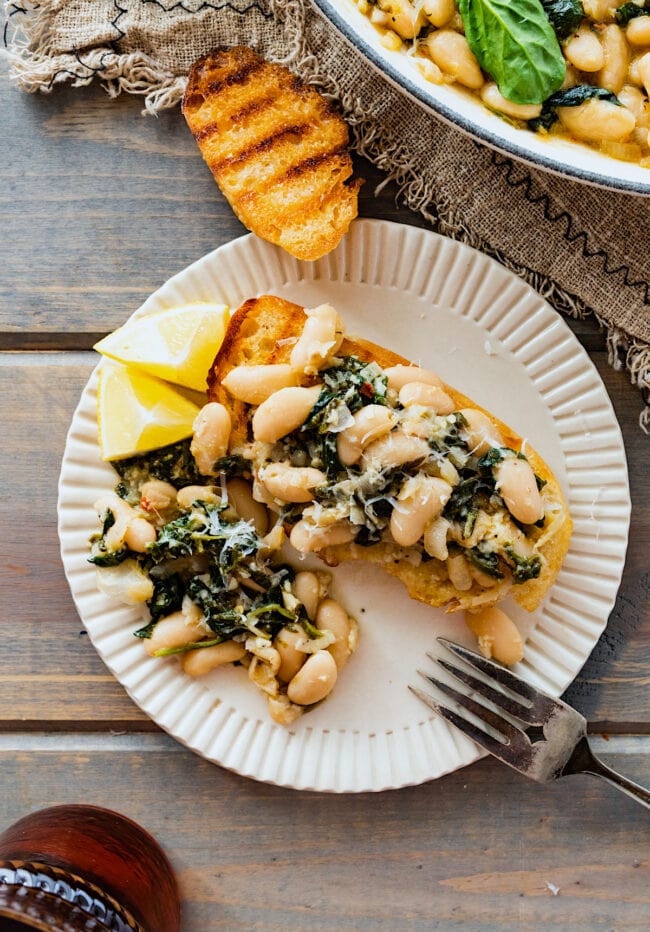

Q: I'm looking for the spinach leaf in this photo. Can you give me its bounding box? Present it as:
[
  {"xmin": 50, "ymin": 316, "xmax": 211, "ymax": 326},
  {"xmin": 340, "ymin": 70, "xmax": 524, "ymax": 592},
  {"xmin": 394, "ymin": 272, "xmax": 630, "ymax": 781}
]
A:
[
  {"xmin": 503, "ymin": 545, "xmax": 542, "ymax": 582},
  {"xmin": 88, "ymin": 508, "xmax": 129, "ymax": 566},
  {"xmin": 146, "ymin": 574, "xmax": 184, "ymax": 625},
  {"xmin": 444, "ymin": 475, "xmax": 503, "ymax": 536},
  {"xmin": 212, "ymin": 454, "xmax": 251, "ymax": 477},
  {"xmin": 540, "ymin": 0, "xmax": 583, "ymax": 39},
  {"xmin": 465, "ymin": 545, "xmax": 505, "ymax": 579},
  {"xmin": 147, "ymin": 503, "xmax": 261, "ymax": 570},
  {"xmin": 113, "ymin": 439, "xmax": 203, "ymax": 501},
  {"xmin": 616, "ymin": 1, "xmax": 649, "ymax": 24},
  {"xmin": 477, "ymin": 446, "xmax": 524, "ymax": 468},
  {"xmin": 291, "ymin": 355, "xmax": 388, "ymax": 480},
  {"xmin": 185, "ymin": 576, "xmax": 245, "ymax": 638},
  {"xmin": 458, "ymin": 0, "xmax": 565, "ymax": 104},
  {"xmin": 88, "ymin": 545, "xmax": 130, "ymax": 567},
  {"xmin": 529, "ymin": 84, "xmax": 620, "ymax": 131}
]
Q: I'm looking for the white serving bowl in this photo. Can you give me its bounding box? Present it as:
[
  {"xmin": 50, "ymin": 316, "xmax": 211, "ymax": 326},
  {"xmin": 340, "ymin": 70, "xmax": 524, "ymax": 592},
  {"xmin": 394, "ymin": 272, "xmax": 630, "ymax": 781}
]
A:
[{"xmin": 312, "ymin": 0, "xmax": 650, "ymax": 195}]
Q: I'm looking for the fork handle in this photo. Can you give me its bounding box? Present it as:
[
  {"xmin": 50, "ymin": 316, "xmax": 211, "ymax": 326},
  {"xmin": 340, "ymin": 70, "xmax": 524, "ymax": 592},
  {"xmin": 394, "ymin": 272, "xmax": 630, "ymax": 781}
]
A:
[{"xmin": 563, "ymin": 736, "xmax": 650, "ymax": 810}]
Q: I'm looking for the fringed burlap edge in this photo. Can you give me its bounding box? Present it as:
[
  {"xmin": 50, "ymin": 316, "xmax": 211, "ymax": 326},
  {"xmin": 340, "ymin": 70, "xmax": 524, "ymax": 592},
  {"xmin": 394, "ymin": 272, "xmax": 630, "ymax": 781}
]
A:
[{"xmin": 3, "ymin": 0, "xmax": 648, "ymax": 429}]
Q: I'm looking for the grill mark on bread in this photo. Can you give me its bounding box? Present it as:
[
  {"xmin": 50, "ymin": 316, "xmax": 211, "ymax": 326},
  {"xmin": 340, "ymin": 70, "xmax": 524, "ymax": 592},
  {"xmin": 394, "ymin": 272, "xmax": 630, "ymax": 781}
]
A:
[
  {"xmin": 228, "ymin": 95, "xmax": 279, "ymax": 125},
  {"xmin": 211, "ymin": 124, "xmax": 311, "ymax": 173},
  {"xmin": 206, "ymin": 58, "xmax": 265, "ymax": 95},
  {"xmin": 283, "ymin": 149, "xmax": 347, "ymax": 180},
  {"xmin": 193, "ymin": 121, "xmax": 219, "ymax": 142}
]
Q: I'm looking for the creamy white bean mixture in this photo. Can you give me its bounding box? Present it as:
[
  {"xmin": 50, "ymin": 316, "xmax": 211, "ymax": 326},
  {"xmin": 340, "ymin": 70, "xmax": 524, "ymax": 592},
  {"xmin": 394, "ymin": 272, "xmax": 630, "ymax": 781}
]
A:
[
  {"xmin": 354, "ymin": 0, "xmax": 650, "ymax": 166},
  {"xmin": 90, "ymin": 301, "xmax": 564, "ymax": 721},
  {"xmin": 90, "ymin": 444, "xmax": 358, "ymax": 726}
]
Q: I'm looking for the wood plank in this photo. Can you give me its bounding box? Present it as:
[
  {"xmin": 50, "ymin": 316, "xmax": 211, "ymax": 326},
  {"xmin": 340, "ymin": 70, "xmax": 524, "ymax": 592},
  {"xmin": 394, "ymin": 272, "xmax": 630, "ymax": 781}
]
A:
[
  {"xmin": 0, "ymin": 355, "xmax": 148, "ymax": 722},
  {"xmin": 0, "ymin": 736, "xmax": 647, "ymax": 929},
  {"xmin": 0, "ymin": 356, "xmax": 648, "ymax": 726},
  {"xmin": 0, "ymin": 61, "xmax": 408, "ymax": 340}
]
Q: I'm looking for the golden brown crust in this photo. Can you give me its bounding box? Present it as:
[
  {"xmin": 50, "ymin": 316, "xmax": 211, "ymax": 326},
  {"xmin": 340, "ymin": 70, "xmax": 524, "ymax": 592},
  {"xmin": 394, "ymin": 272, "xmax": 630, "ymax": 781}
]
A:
[
  {"xmin": 208, "ymin": 295, "xmax": 572, "ymax": 614},
  {"xmin": 182, "ymin": 48, "xmax": 361, "ymax": 261}
]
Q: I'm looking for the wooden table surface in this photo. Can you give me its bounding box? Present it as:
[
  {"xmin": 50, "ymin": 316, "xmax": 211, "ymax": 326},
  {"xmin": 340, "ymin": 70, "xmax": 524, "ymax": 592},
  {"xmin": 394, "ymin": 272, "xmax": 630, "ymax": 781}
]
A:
[{"xmin": 2, "ymin": 56, "xmax": 649, "ymax": 930}]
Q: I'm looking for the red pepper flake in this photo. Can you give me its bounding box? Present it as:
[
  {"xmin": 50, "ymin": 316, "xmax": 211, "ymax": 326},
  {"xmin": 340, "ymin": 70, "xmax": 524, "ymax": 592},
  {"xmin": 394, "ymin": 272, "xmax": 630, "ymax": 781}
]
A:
[{"xmin": 360, "ymin": 382, "xmax": 374, "ymax": 398}]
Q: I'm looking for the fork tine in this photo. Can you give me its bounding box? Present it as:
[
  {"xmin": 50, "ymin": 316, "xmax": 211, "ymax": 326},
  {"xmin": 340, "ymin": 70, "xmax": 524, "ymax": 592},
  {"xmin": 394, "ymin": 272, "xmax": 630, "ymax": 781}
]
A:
[
  {"xmin": 409, "ymin": 686, "xmax": 525, "ymax": 765},
  {"xmin": 435, "ymin": 657, "xmax": 536, "ymax": 724},
  {"xmin": 437, "ymin": 637, "xmax": 543, "ymax": 703},
  {"xmin": 417, "ymin": 670, "xmax": 523, "ymax": 745}
]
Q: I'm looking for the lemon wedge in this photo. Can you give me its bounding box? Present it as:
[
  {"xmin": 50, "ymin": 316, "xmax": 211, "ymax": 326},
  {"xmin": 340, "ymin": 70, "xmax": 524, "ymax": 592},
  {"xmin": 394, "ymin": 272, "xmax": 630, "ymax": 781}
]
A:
[
  {"xmin": 94, "ymin": 303, "xmax": 230, "ymax": 392},
  {"xmin": 97, "ymin": 362, "xmax": 201, "ymax": 461}
]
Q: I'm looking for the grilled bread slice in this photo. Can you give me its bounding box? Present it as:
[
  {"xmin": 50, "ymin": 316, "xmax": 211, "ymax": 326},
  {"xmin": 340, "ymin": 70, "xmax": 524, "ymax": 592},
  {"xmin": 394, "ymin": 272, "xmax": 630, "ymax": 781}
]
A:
[
  {"xmin": 182, "ymin": 47, "xmax": 362, "ymax": 261},
  {"xmin": 208, "ymin": 296, "xmax": 572, "ymax": 615}
]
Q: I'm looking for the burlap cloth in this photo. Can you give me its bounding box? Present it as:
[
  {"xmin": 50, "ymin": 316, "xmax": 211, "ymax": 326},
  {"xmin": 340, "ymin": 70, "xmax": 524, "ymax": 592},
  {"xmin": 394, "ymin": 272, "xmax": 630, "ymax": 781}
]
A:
[{"xmin": 4, "ymin": 0, "xmax": 650, "ymax": 426}]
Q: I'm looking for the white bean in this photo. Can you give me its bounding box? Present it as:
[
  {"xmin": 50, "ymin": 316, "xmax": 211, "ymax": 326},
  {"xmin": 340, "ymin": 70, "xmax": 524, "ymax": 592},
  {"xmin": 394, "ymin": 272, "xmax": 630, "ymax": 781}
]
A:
[
  {"xmin": 423, "ymin": 0, "xmax": 455, "ymax": 28},
  {"xmin": 627, "ymin": 15, "xmax": 650, "ymax": 46},
  {"xmin": 182, "ymin": 640, "xmax": 246, "ymax": 676},
  {"xmin": 176, "ymin": 485, "xmax": 218, "ymax": 509},
  {"xmin": 260, "ymin": 463, "xmax": 327, "ymax": 503},
  {"xmin": 469, "ymin": 565, "xmax": 499, "ymax": 588},
  {"xmin": 379, "ymin": 0, "xmax": 425, "ymax": 39},
  {"xmin": 447, "ymin": 552, "xmax": 473, "ymax": 591},
  {"xmin": 226, "ymin": 478, "xmax": 268, "ymax": 534},
  {"xmin": 139, "ymin": 479, "xmax": 178, "ymax": 516},
  {"xmin": 459, "ymin": 408, "xmax": 503, "ymax": 456},
  {"xmin": 362, "ymin": 431, "xmax": 430, "ymax": 470},
  {"xmin": 124, "ymin": 517, "xmax": 156, "ymax": 553},
  {"xmin": 267, "ymin": 693, "xmax": 304, "ymax": 725},
  {"xmin": 564, "ymin": 26, "xmax": 604, "ymax": 73},
  {"xmin": 399, "ymin": 381, "xmax": 455, "ymax": 415},
  {"xmin": 144, "ymin": 611, "xmax": 207, "ymax": 656},
  {"xmin": 465, "ymin": 607, "xmax": 524, "ymax": 666},
  {"xmin": 427, "ymin": 30, "xmax": 484, "ymax": 90},
  {"xmin": 292, "ymin": 571, "xmax": 323, "ymax": 620},
  {"xmin": 190, "ymin": 403, "xmax": 231, "ymax": 475},
  {"xmin": 480, "ymin": 82, "xmax": 543, "ymax": 119},
  {"xmin": 582, "ymin": 0, "xmax": 613, "ymax": 20},
  {"xmin": 316, "ymin": 599, "xmax": 353, "ymax": 670},
  {"xmin": 597, "ymin": 24, "xmax": 630, "ymax": 94},
  {"xmin": 94, "ymin": 493, "xmax": 133, "ymax": 552},
  {"xmin": 287, "ymin": 650, "xmax": 338, "ymax": 705},
  {"xmin": 619, "ymin": 85, "xmax": 648, "ymax": 126},
  {"xmin": 290, "ymin": 304, "xmax": 344, "ymax": 375},
  {"xmin": 274, "ymin": 626, "xmax": 307, "ymax": 683},
  {"xmin": 289, "ymin": 520, "xmax": 356, "ymax": 553},
  {"xmin": 637, "ymin": 52, "xmax": 650, "ymax": 98},
  {"xmin": 557, "ymin": 98, "xmax": 636, "ymax": 141},
  {"xmin": 390, "ymin": 475, "xmax": 452, "ymax": 547},
  {"xmin": 221, "ymin": 364, "xmax": 297, "ymax": 404},
  {"xmin": 252, "ymin": 385, "xmax": 322, "ymax": 442},
  {"xmin": 423, "ymin": 515, "xmax": 450, "ymax": 561},
  {"xmin": 337, "ymin": 404, "xmax": 397, "ymax": 465},
  {"xmin": 384, "ymin": 364, "xmax": 442, "ymax": 392},
  {"xmin": 495, "ymin": 456, "xmax": 544, "ymax": 525}
]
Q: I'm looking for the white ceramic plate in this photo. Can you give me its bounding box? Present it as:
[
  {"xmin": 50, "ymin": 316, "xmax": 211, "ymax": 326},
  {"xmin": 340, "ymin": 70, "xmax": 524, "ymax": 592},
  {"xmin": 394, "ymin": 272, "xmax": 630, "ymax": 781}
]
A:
[
  {"xmin": 58, "ymin": 219, "xmax": 630, "ymax": 792},
  {"xmin": 310, "ymin": 0, "xmax": 650, "ymax": 196}
]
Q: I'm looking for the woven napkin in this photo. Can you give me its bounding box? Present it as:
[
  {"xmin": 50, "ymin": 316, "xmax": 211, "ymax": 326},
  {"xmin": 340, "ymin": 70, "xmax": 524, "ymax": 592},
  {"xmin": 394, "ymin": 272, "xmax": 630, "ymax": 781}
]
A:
[{"xmin": 4, "ymin": 0, "xmax": 649, "ymax": 426}]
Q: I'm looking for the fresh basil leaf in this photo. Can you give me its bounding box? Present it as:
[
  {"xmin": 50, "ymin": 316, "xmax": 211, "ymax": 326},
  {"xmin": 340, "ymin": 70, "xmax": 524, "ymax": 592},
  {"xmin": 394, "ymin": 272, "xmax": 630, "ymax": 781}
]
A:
[
  {"xmin": 540, "ymin": 0, "xmax": 583, "ymax": 40},
  {"xmin": 616, "ymin": 1, "xmax": 649, "ymax": 25},
  {"xmin": 458, "ymin": 0, "xmax": 566, "ymax": 104},
  {"xmin": 528, "ymin": 84, "xmax": 620, "ymax": 132}
]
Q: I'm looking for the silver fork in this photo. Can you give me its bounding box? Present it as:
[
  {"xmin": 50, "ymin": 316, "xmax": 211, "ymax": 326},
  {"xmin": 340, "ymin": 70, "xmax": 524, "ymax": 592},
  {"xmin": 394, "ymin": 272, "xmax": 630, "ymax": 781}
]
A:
[{"xmin": 411, "ymin": 637, "xmax": 650, "ymax": 809}]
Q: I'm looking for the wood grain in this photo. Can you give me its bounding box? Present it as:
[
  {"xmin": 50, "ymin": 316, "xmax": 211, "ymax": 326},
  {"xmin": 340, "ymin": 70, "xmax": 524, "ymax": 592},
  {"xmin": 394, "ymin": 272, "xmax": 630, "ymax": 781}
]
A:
[
  {"xmin": 2, "ymin": 49, "xmax": 650, "ymax": 932},
  {"xmin": 0, "ymin": 63, "xmax": 406, "ymax": 341},
  {"xmin": 0, "ymin": 737, "xmax": 647, "ymax": 930}
]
